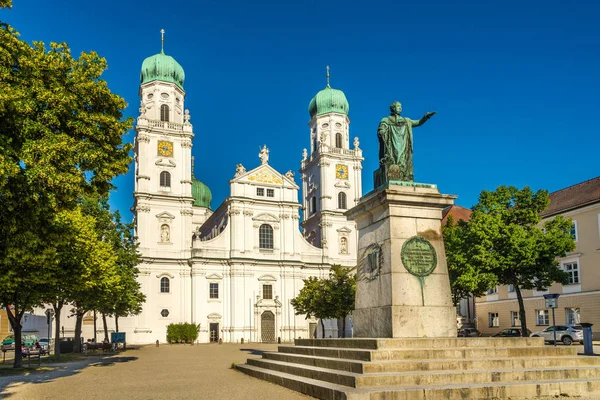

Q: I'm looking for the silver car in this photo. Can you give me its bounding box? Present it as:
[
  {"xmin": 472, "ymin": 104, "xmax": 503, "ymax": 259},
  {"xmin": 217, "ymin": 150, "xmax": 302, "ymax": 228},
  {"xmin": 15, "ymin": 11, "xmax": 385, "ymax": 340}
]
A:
[{"xmin": 531, "ymin": 325, "xmax": 583, "ymax": 345}]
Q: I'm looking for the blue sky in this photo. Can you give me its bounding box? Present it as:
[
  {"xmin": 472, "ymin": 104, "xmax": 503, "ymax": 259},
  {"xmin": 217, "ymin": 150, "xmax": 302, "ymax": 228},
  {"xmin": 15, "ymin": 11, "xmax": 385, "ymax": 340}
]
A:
[{"xmin": 3, "ymin": 0, "xmax": 599, "ymax": 219}]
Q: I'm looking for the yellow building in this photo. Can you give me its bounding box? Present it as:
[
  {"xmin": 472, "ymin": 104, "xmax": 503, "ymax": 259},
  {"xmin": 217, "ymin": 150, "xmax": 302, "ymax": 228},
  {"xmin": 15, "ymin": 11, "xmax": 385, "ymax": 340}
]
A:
[
  {"xmin": 476, "ymin": 177, "xmax": 600, "ymax": 338},
  {"xmin": 0, "ymin": 310, "xmax": 11, "ymax": 340}
]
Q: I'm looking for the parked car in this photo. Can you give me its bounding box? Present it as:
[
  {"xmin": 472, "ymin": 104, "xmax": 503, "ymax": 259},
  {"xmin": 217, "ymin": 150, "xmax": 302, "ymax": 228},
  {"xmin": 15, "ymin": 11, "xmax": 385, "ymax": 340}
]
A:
[
  {"xmin": 492, "ymin": 328, "xmax": 532, "ymax": 337},
  {"xmin": 531, "ymin": 325, "xmax": 583, "ymax": 345},
  {"xmin": 38, "ymin": 338, "xmax": 50, "ymax": 351},
  {"xmin": 458, "ymin": 328, "xmax": 482, "ymax": 337},
  {"xmin": 1, "ymin": 334, "xmax": 40, "ymax": 351}
]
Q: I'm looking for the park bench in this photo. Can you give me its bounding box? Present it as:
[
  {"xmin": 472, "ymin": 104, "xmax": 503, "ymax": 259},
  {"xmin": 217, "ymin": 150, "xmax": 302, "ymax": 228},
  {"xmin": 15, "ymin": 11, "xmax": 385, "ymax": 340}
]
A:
[{"xmin": 83, "ymin": 342, "xmax": 116, "ymax": 354}]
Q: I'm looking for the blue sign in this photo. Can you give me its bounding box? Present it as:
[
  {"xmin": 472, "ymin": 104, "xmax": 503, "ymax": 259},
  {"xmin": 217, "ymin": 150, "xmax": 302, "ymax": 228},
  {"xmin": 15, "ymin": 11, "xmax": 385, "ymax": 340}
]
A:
[{"xmin": 111, "ymin": 332, "xmax": 126, "ymax": 344}]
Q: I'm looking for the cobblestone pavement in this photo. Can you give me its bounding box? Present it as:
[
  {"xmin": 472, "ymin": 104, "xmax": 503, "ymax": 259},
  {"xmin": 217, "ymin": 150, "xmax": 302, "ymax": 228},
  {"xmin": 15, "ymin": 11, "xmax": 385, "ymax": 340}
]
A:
[
  {"xmin": 2, "ymin": 343, "xmax": 600, "ymax": 399},
  {"xmin": 0, "ymin": 343, "xmax": 310, "ymax": 400}
]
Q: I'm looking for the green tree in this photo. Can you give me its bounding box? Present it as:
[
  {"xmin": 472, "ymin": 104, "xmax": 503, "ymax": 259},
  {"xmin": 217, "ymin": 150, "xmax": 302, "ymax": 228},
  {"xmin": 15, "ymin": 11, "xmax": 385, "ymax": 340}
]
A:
[
  {"xmin": 291, "ymin": 266, "xmax": 356, "ymax": 338},
  {"xmin": 325, "ymin": 265, "xmax": 356, "ymax": 338},
  {"xmin": 291, "ymin": 277, "xmax": 332, "ymax": 338},
  {"xmin": 0, "ymin": 15, "xmax": 132, "ymax": 365},
  {"xmin": 457, "ymin": 186, "xmax": 575, "ymax": 336},
  {"xmin": 443, "ymin": 215, "xmax": 497, "ymax": 306}
]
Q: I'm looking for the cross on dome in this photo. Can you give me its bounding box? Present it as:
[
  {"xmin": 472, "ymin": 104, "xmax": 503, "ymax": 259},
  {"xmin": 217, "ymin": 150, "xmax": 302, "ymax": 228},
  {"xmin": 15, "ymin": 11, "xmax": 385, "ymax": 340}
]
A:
[{"xmin": 160, "ymin": 29, "xmax": 165, "ymax": 53}]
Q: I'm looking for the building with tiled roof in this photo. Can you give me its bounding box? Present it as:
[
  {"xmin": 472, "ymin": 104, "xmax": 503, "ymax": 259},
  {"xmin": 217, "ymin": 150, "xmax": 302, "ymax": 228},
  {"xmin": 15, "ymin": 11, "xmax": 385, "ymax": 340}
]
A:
[
  {"xmin": 442, "ymin": 204, "xmax": 472, "ymax": 226},
  {"xmin": 476, "ymin": 176, "xmax": 600, "ymax": 339}
]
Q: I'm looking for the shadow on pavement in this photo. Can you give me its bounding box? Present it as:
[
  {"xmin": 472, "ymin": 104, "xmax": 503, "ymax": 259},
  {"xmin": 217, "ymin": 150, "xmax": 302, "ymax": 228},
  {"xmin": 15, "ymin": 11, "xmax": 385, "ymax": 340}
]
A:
[
  {"xmin": 240, "ymin": 348, "xmax": 265, "ymax": 356},
  {"xmin": 0, "ymin": 353, "xmax": 138, "ymax": 398}
]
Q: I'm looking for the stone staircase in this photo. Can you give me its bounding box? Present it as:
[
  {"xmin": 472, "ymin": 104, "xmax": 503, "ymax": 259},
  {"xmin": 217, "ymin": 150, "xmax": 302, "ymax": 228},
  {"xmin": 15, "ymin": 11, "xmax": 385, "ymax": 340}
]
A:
[{"xmin": 236, "ymin": 337, "xmax": 600, "ymax": 399}]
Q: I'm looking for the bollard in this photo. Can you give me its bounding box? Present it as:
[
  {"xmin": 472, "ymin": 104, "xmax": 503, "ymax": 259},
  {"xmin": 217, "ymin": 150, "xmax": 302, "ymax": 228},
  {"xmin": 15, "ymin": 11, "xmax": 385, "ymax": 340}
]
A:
[
  {"xmin": 156, "ymin": 340, "xmax": 159, "ymax": 347},
  {"xmin": 581, "ymin": 323, "xmax": 594, "ymax": 355},
  {"xmin": 241, "ymin": 338, "xmax": 244, "ymax": 344},
  {"xmin": 218, "ymin": 338, "xmax": 223, "ymax": 345}
]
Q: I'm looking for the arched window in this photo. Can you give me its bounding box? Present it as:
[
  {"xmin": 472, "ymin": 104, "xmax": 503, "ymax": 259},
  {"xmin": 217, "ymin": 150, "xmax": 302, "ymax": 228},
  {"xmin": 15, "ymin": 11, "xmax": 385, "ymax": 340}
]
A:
[
  {"xmin": 160, "ymin": 277, "xmax": 170, "ymax": 293},
  {"xmin": 160, "ymin": 171, "xmax": 171, "ymax": 187},
  {"xmin": 338, "ymin": 192, "xmax": 347, "ymax": 209},
  {"xmin": 310, "ymin": 197, "xmax": 317, "ymax": 215},
  {"xmin": 160, "ymin": 104, "xmax": 170, "ymax": 122},
  {"xmin": 259, "ymin": 224, "xmax": 273, "ymax": 249},
  {"xmin": 335, "ymin": 132, "xmax": 343, "ymax": 148}
]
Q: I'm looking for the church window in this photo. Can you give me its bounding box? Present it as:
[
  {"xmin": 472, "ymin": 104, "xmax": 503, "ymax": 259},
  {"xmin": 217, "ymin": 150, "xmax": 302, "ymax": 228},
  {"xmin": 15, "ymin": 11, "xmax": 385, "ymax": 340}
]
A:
[
  {"xmin": 312, "ymin": 137, "xmax": 317, "ymax": 152},
  {"xmin": 160, "ymin": 171, "xmax": 171, "ymax": 188},
  {"xmin": 263, "ymin": 284, "xmax": 273, "ymax": 300},
  {"xmin": 338, "ymin": 192, "xmax": 347, "ymax": 209},
  {"xmin": 160, "ymin": 104, "xmax": 170, "ymax": 122},
  {"xmin": 310, "ymin": 197, "xmax": 317, "ymax": 215},
  {"xmin": 267, "ymin": 189, "xmax": 274, "ymax": 197},
  {"xmin": 259, "ymin": 224, "xmax": 274, "ymax": 249},
  {"xmin": 160, "ymin": 277, "xmax": 170, "ymax": 293},
  {"xmin": 335, "ymin": 132, "xmax": 343, "ymax": 148},
  {"xmin": 160, "ymin": 309, "xmax": 170, "ymax": 318},
  {"xmin": 256, "ymin": 188, "xmax": 264, "ymax": 196},
  {"xmin": 209, "ymin": 283, "xmax": 219, "ymax": 299}
]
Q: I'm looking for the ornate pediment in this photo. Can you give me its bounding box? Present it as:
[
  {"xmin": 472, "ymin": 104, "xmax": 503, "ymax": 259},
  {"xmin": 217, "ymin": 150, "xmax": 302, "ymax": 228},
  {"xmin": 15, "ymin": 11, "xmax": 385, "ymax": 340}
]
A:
[
  {"xmin": 337, "ymin": 226, "xmax": 352, "ymax": 234},
  {"xmin": 155, "ymin": 159, "xmax": 176, "ymax": 167},
  {"xmin": 247, "ymin": 168, "xmax": 283, "ymax": 185},
  {"xmin": 335, "ymin": 181, "xmax": 351, "ymax": 188},
  {"xmin": 258, "ymin": 275, "xmax": 277, "ymax": 282},
  {"xmin": 207, "ymin": 313, "xmax": 222, "ymax": 320},
  {"xmin": 253, "ymin": 213, "xmax": 279, "ymax": 223},
  {"xmin": 206, "ymin": 273, "xmax": 223, "ymax": 280},
  {"xmin": 156, "ymin": 211, "xmax": 175, "ymax": 220}
]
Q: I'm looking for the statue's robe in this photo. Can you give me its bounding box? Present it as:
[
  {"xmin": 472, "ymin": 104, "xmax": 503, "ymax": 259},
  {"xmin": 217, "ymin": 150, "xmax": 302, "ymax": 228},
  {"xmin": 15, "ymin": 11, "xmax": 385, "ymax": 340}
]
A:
[{"xmin": 377, "ymin": 114, "xmax": 429, "ymax": 181}]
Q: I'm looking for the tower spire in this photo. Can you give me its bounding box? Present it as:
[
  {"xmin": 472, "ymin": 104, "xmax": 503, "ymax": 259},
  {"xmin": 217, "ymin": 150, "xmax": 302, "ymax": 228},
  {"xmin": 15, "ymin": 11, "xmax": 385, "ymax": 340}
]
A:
[
  {"xmin": 160, "ymin": 29, "xmax": 165, "ymax": 54},
  {"xmin": 326, "ymin": 65, "xmax": 330, "ymax": 87}
]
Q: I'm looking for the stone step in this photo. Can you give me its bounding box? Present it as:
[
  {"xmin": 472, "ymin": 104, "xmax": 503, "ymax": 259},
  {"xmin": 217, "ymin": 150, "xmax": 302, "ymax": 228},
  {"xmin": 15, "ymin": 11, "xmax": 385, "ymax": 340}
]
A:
[
  {"xmin": 264, "ymin": 351, "xmax": 600, "ymax": 374},
  {"xmin": 249, "ymin": 357, "xmax": 600, "ymax": 388},
  {"xmin": 295, "ymin": 337, "xmax": 545, "ymax": 350},
  {"xmin": 236, "ymin": 362, "xmax": 600, "ymax": 400},
  {"xmin": 278, "ymin": 344, "xmax": 577, "ymax": 361}
]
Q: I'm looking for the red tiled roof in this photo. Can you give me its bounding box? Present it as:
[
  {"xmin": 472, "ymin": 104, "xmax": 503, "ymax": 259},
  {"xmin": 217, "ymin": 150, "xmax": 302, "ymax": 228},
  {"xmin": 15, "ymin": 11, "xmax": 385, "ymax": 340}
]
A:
[
  {"xmin": 442, "ymin": 204, "xmax": 472, "ymax": 225},
  {"xmin": 540, "ymin": 176, "xmax": 600, "ymax": 217}
]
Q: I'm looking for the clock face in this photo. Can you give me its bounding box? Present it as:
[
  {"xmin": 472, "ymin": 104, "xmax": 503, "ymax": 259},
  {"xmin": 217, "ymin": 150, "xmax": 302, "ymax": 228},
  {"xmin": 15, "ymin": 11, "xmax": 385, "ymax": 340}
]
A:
[
  {"xmin": 157, "ymin": 141, "xmax": 174, "ymax": 157},
  {"xmin": 336, "ymin": 164, "xmax": 348, "ymax": 180}
]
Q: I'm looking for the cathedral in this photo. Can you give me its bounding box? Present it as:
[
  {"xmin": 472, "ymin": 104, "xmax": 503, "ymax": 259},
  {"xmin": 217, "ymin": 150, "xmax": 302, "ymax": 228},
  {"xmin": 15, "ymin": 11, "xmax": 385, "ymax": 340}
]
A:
[{"xmin": 121, "ymin": 43, "xmax": 364, "ymax": 344}]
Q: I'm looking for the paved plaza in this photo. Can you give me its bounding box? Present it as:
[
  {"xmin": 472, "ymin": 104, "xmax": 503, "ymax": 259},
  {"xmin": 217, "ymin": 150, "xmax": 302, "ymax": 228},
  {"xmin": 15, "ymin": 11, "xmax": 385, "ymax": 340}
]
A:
[
  {"xmin": 0, "ymin": 344, "xmax": 310, "ymax": 400},
  {"xmin": 1, "ymin": 343, "xmax": 600, "ymax": 399}
]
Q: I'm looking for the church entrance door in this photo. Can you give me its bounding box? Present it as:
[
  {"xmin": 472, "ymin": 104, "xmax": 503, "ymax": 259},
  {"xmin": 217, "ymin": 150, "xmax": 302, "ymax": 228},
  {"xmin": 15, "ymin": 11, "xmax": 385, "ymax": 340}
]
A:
[
  {"xmin": 209, "ymin": 323, "xmax": 219, "ymax": 342},
  {"xmin": 261, "ymin": 311, "xmax": 275, "ymax": 343}
]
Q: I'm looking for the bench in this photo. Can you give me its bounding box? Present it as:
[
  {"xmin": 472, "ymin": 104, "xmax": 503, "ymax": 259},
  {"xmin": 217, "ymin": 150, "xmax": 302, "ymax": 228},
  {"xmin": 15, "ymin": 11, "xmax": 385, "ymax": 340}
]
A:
[{"xmin": 83, "ymin": 342, "xmax": 115, "ymax": 354}]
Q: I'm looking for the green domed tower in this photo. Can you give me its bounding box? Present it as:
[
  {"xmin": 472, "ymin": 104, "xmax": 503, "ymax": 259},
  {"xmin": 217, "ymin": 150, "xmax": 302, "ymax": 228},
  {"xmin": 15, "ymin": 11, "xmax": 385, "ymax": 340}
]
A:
[
  {"xmin": 308, "ymin": 84, "xmax": 349, "ymax": 119},
  {"xmin": 140, "ymin": 49, "xmax": 185, "ymax": 90},
  {"xmin": 192, "ymin": 174, "xmax": 212, "ymax": 209}
]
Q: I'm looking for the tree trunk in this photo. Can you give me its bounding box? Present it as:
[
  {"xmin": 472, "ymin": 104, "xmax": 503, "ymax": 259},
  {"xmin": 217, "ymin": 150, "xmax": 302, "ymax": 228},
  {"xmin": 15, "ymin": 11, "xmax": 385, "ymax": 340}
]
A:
[
  {"xmin": 102, "ymin": 313, "xmax": 108, "ymax": 342},
  {"xmin": 115, "ymin": 316, "xmax": 119, "ymax": 333},
  {"xmin": 342, "ymin": 317, "xmax": 346, "ymax": 338},
  {"xmin": 6, "ymin": 307, "xmax": 23, "ymax": 368},
  {"xmin": 53, "ymin": 302, "xmax": 63, "ymax": 356},
  {"xmin": 73, "ymin": 311, "xmax": 84, "ymax": 353},
  {"xmin": 515, "ymin": 285, "xmax": 529, "ymax": 337},
  {"xmin": 320, "ymin": 319, "xmax": 325, "ymax": 339}
]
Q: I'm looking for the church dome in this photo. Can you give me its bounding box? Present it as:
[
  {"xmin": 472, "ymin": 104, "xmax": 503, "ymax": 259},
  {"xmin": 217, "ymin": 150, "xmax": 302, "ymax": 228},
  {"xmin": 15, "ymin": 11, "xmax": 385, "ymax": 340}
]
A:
[
  {"xmin": 308, "ymin": 85, "xmax": 349, "ymax": 119},
  {"xmin": 192, "ymin": 176, "xmax": 211, "ymax": 208},
  {"xmin": 140, "ymin": 50, "xmax": 185, "ymax": 90}
]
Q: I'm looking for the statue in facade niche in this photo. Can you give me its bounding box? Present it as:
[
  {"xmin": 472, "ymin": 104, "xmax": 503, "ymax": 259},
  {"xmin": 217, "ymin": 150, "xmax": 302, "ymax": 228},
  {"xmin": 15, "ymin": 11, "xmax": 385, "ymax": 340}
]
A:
[
  {"xmin": 160, "ymin": 224, "xmax": 170, "ymax": 243},
  {"xmin": 376, "ymin": 101, "xmax": 435, "ymax": 183}
]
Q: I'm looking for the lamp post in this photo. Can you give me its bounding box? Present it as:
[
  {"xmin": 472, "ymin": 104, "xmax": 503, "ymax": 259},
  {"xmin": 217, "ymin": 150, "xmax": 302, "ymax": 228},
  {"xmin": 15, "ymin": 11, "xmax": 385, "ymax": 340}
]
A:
[
  {"xmin": 543, "ymin": 293, "xmax": 560, "ymax": 347},
  {"xmin": 45, "ymin": 309, "xmax": 54, "ymax": 354}
]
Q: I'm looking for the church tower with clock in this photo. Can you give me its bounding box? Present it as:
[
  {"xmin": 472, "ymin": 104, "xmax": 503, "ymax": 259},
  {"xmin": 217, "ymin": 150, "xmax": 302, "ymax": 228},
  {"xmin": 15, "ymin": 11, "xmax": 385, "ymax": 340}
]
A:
[{"xmin": 300, "ymin": 68, "xmax": 364, "ymax": 263}]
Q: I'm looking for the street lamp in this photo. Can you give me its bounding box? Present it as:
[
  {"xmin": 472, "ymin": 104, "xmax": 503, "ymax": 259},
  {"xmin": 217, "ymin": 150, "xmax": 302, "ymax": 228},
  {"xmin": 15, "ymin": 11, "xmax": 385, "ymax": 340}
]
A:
[
  {"xmin": 45, "ymin": 309, "xmax": 54, "ymax": 354},
  {"xmin": 543, "ymin": 293, "xmax": 560, "ymax": 347}
]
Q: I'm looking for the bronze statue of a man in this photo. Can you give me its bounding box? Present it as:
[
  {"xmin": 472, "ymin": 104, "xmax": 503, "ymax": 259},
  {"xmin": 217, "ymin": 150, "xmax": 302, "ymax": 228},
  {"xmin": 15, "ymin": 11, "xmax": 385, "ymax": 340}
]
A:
[{"xmin": 377, "ymin": 101, "xmax": 435, "ymax": 182}]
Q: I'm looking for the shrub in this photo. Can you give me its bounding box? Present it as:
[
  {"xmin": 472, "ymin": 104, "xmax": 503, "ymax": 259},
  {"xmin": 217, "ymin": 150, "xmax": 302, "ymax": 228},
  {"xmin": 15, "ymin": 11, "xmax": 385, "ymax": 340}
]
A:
[{"xmin": 166, "ymin": 323, "xmax": 200, "ymax": 344}]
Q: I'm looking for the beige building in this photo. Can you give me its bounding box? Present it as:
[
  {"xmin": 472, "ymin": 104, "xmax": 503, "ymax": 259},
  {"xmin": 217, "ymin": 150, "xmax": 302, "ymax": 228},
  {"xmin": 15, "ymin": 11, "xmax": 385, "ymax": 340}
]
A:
[{"xmin": 476, "ymin": 177, "xmax": 600, "ymax": 338}]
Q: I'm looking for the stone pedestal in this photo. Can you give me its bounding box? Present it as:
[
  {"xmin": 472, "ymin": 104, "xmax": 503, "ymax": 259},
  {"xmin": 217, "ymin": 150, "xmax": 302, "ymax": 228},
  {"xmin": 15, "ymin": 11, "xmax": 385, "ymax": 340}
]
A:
[{"xmin": 345, "ymin": 183, "xmax": 457, "ymax": 338}]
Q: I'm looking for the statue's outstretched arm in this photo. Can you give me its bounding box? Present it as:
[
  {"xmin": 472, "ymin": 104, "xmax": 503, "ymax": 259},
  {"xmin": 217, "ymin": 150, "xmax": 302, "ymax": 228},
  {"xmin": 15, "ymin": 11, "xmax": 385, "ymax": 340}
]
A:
[{"xmin": 411, "ymin": 112, "xmax": 436, "ymax": 128}]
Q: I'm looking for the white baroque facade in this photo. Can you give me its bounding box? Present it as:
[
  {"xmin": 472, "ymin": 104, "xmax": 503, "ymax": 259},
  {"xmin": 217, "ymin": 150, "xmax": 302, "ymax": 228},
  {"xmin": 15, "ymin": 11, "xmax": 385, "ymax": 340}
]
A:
[{"xmin": 49, "ymin": 47, "xmax": 363, "ymax": 344}]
